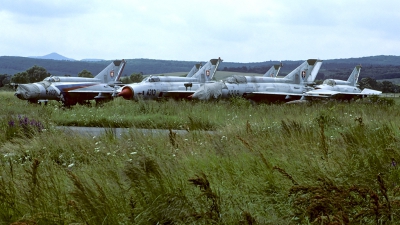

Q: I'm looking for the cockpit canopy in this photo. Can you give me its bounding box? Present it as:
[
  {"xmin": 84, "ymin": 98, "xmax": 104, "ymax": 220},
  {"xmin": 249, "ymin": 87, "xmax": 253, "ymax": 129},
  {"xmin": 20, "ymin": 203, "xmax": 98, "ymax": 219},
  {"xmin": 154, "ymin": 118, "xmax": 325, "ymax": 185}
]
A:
[
  {"xmin": 224, "ymin": 75, "xmax": 247, "ymax": 84},
  {"xmin": 43, "ymin": 76, "xmax": 60, "ymax": 82},
  {"xmin": 322, "ymin": 79, "xmax": 336, "ymax": 86},
  {"xmin": 143, "ymin": 76, "xmax": 160, "ymax": 83}
]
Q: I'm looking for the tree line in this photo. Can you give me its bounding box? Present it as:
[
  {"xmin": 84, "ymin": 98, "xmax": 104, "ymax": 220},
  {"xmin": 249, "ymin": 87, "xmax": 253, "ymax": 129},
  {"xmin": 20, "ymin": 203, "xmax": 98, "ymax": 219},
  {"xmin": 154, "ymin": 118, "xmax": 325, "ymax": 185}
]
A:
[
  {"xmin": 1, "ymin": 64, "xmax": 399, "ymax": 93},
  {"xmin": 2, "ymin": 55, "xmax": 400, "ymax": 77},
  {"xmin": 222, "ymin": 64, "xmax": 400, "ymax": 81},
  {"xmin": 0, "ymin": 65, "xmax": 144, "ymax": 89}
]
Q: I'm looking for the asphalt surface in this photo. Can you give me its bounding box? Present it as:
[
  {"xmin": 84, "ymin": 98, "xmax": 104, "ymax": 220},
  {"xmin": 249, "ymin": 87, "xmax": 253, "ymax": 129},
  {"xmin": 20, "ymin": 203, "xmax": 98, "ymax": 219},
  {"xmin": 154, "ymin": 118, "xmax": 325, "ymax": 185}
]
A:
[{"xmin": 56, "ymin": 126, "xmax": 191, "ymax": 138}]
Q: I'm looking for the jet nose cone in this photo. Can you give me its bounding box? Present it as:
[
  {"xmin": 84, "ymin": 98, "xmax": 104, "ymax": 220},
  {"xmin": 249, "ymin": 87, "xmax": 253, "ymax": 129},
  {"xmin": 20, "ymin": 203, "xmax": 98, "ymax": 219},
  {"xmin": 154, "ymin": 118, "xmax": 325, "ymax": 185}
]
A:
[
  {"xmin": 118, "ymin": 87, "xmax": 134, "ymax": 100},
  {"xmin": 14, "ymin": 84, "xmax": 40, "ymax": 100},
  {"xmin": 15, "ymin": 84, "xmax": 28, "ymax": 100}
]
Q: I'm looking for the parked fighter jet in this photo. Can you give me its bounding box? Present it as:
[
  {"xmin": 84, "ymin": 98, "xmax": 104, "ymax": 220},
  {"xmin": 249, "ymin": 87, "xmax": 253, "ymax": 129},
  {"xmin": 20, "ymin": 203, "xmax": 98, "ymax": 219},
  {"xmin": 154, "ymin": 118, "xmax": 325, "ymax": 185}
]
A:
[
  {"xmin": 117, "ymin": 58, "xmax": 222, "ymax": 100},
  {"xmin": 15, "ymin": 59, "xmax": 126, "ymax": 105},
  {"xmin": 188, "ymin": 63, "xmax": 282, "ymax": 100},
  {"xmin": 190, "ymin": 59, "xmax": 322, "ymax": 102},
  {"xmin": 305, "ymin": 65, "xmax": 381, "ymax": 100}
]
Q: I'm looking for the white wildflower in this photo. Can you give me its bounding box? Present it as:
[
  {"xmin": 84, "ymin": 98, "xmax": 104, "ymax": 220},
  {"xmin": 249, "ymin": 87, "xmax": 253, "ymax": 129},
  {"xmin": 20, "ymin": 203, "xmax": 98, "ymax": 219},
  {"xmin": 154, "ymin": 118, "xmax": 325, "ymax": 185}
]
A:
[{"xmin": 4, "ymin": 153, "xmax": 15, "ymax": 158}]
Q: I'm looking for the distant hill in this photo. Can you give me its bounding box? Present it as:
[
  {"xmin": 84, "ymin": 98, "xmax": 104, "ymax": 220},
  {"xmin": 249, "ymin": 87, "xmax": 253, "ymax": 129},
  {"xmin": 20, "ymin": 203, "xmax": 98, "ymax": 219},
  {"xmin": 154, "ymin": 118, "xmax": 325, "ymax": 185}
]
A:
[
  {"xmin": 0, "ymin": 55, "xmax": 399, "ymax": 81},
  {"xmin": 29, "ymin": 52, "xmax": 75, "ymax": 61}
]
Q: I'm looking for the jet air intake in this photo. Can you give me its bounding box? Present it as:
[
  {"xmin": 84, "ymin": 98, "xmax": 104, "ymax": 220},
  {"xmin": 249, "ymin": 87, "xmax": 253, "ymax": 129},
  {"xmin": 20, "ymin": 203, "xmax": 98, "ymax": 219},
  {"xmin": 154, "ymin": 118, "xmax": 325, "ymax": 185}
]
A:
[{"xmin": 14, "ymin": 84, "xmax": 40, "ymax": 100}]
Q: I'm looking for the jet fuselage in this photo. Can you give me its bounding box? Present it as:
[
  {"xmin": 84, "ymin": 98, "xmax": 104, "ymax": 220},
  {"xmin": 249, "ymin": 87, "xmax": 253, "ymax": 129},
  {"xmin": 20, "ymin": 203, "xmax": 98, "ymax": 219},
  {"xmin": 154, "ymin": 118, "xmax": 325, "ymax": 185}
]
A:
[
  {"xmin": 313, "ymin": 79, "xmax": 361, "ymax": 93},
  {"xmin": 314, "ymin": 84, "xmax": 362, "ymax": 93},
  {"xmin": 222, "ymin": 82, "xmax": 312, "ymax": 102},
  {"xmin": 118, "ymin": 76, "xmax": 204, "ymax": 100},
  {"xmin": 15, "ymin": 81, "xmax": 116, "ymax": 104}
]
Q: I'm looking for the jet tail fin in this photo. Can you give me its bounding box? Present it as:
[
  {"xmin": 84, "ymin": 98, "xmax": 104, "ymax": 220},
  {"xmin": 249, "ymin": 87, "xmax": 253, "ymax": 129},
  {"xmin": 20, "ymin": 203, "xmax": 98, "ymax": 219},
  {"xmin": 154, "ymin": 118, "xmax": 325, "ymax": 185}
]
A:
[
  {"xmin": 193, "ymin": 58, "xmax": 223, "ymax": 83},
  {"xmin": 283, "ymin": 59, "xmax": 323, "ymax": 84},
  {"xmin": 94, "ymin": 59, "xmax": 126, "ymax": 84},
  {"xmin": 186, "ymin": 63, "xmax": 202, "ymax": 77},
  {"xmin": 306, "ymin": 59, "xmax": 323, "ymax": 84},
  {"xmin": 347, "ymin": 65, "xmax": 361, "ymax": 86},
  {"xmin": 263, "ymin": 63, "xmax": 282, "ymax": 77}
]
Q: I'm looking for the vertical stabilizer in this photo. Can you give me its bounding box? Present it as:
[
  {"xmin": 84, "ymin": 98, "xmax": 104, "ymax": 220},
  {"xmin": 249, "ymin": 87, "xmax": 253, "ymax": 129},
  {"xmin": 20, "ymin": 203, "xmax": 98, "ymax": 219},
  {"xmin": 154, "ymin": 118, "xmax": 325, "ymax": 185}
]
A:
[
  {"xmin": 283, "ymin": 59, "xmax": 322, "ymax": 84},
  {"xmin": 186, "ymin": 63, "xmax": 202, "ymax": 77},
  {"xmin": 94, "ymin": 59, "xmax": 126, "ymax": 83},
  {"xmin": 346, "ymin": 65, "xmax": 361, "ymax": 86},
  {"xmin": 263, "ymin": 64, "xmax": 282, "ymax": 77},
  {"xmin": 283, "ymin": 60, "xmax": 309, "ymax": 84},
  {"xmin": 305, "ymin": 59, "xmax": 323, "ymax": 84},
  {"xmin": 193, "ymin": 58, "xmax": 223, "ymax": 83},
  {"xmin": 208, "ymin": 58, "xmax": 223, "ymax": 81}
]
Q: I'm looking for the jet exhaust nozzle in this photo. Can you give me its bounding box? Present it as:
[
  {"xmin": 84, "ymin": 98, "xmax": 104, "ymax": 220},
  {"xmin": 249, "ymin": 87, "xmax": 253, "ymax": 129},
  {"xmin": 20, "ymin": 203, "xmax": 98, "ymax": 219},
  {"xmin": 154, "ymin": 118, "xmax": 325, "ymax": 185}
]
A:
[{"xmin": 118, "ymin": 87, "xmax": 134, "ymax": 100}]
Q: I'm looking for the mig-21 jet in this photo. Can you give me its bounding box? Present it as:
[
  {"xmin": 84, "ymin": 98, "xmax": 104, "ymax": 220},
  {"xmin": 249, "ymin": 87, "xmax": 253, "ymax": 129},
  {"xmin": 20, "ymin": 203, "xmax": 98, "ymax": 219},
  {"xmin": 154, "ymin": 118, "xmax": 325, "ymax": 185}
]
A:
[
  {"xmin": 190, "ymin": 59, "xmax": 322, "ymax": 103},
  {"xmin": 305, "ymin": 65, "xmax": 381, "ymax": 101},
  {"xmin": 116, "ymin": 58, "xmax": 222, "ymax": 100},
  {"xmin": 15, "ymin": 59, "xmax": 126, "ymax": 106},
  {"xmin": 188, "ymin": 63, "xmax": 282, "ymax": 100}
]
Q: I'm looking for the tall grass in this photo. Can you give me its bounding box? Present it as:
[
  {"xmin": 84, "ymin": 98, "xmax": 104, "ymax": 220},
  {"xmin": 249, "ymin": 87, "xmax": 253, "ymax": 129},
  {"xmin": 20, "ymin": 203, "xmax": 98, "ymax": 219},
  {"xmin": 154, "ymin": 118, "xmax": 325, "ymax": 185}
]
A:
[{"xmin": 1, "ymin": 91, "xmax": 400, "ymax": 223}]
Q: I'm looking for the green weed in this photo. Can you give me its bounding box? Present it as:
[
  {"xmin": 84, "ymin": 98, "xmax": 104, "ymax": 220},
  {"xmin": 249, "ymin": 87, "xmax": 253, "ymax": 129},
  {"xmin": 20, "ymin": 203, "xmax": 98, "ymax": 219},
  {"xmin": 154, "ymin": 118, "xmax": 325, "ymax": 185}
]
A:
[{"xmin": 1, "ymin": 91, "xmax": 400, "ymax": 224}]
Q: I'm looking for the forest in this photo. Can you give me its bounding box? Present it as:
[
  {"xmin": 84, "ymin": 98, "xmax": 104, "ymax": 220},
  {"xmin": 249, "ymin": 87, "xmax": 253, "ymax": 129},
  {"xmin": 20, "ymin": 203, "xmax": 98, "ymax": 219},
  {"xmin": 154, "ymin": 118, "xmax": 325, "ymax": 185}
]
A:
[{"xmin": 1, "ymin": 55, "xmax": 400, "ymax": 92}]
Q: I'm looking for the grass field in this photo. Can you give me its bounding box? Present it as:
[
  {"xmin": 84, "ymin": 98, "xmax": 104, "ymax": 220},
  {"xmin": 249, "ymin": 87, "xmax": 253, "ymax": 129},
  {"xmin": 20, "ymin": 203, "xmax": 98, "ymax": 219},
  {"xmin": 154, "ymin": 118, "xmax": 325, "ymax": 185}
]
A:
[{"xmin": 1, "ymin": 91, "xmax": 400, "ymax": 224}]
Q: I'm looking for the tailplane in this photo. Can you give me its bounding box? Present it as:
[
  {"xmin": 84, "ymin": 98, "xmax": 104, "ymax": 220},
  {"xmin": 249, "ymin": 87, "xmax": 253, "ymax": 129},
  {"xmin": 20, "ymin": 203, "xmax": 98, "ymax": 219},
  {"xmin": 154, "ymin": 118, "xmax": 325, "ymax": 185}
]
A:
[
  {"xmin": 263, "ymin": 63, "xmax": 282, "ymax": 77},
  {"xmin": 94, "ymin": 59, "xmax": 126, "ymax": 84},
  {"xmin": 347, "ymin": 65, "xmax": 361, "ymax": 86}
]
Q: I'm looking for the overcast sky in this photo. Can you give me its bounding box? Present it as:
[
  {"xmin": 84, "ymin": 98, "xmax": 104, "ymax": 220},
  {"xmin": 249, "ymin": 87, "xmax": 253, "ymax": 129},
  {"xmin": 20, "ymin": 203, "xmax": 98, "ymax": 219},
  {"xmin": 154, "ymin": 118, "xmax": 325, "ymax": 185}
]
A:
[{"xmin": 1, "ymin": 0, "xmax": 399, "ymax": 62}]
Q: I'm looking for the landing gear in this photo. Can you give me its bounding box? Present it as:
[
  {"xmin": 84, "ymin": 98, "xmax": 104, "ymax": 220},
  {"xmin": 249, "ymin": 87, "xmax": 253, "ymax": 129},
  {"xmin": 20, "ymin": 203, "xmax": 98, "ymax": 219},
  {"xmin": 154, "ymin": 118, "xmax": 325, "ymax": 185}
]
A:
[
  {"xmin": 60, "ymin": 94, "xmax": 77, "ymax": 107},
  {"xmin": 28, "ymin": 99, "xmax": 38, "ymax": 104},
  {"xmin": 61, "ymin": 98, "xmax": 77, "ymax": 107},
  {"xmin": 95, "ymin": 98, "xmax": 112, "ymax": 106}
]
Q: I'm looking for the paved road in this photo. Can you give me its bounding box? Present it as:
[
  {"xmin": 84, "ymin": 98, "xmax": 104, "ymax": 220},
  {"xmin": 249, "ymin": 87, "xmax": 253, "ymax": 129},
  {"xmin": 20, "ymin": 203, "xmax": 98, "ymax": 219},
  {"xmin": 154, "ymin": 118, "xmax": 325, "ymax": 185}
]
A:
[{"xmin": 56, "ymin": 126, "xmax": 191, "ymax": 138}]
